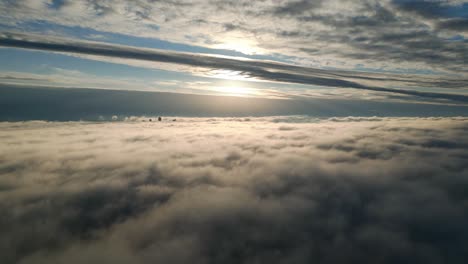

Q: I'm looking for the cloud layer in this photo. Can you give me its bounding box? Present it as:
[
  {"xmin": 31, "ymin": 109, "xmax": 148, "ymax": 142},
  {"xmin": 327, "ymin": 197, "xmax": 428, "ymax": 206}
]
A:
[
  {"xmin": 1, "ymin": 0, "xmax": 467, "ymax": 74},
  {"xmin": 1, "ymin": 117, "xmax": 468, "ymax": 263}
]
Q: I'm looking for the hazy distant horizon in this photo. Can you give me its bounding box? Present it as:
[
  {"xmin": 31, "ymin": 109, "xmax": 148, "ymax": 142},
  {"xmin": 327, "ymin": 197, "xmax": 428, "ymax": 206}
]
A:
[{"xmin": 2, "ymin": 85, "xmax": 468, "ymax": 122}]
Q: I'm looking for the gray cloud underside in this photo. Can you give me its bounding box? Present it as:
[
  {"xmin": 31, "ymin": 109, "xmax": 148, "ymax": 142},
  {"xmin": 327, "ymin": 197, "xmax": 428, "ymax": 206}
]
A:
[
  {"xmin": 289, "ymin": 1, "xmax": 468, "ymax": 70},
  {"xmin": 1, "ymin": 118, "xmax": 468, "ymax": 264},
  {"xmin": 1, "ymin": 32, "xmax": 467, "ymax": 103},
  {"xmin": 1, "ymin": 1, "xmax": 467, "ymax": 75}
]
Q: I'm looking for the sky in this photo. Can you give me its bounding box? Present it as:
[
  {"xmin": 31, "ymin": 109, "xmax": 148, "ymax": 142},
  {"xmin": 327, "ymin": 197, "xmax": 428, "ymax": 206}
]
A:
[{"xmin": 0, "ymin": 0, "xmax": 467, "ymax": 118}]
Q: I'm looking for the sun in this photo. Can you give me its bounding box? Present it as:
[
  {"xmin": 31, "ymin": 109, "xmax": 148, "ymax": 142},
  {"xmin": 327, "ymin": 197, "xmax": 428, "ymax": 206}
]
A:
[
  {"xmin": 208, "ymin": 69, "xmax": 253, "ymax": 81},
  {"xmin": 220, "ymin": 85, "xmax": 258, "ymax": 96},
  {"xmin": 210, "ymin": 80, "xmax": 261, "ymax": 97},
  {"xmin": 213, "ymin": 37, "xmax": 261, "ymax": 55}
]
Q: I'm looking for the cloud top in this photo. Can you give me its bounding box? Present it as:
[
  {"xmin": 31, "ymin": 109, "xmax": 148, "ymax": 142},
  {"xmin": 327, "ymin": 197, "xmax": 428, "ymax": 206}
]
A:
[{"xmin": 1, "ymin": 117, "xmax": 468, "ymax": 263}]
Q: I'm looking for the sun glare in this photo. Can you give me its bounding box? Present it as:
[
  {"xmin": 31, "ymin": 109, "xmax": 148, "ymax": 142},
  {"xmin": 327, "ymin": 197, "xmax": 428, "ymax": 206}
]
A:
[
  {"xmin": 214, "ymin": 38, "xmax": 260, "ymax": 55},
  {"xmin": 208, "ymin": 69, "xmax": 254, "ymax": 81},
  {"xmin": 221, "ymin": 86, "xmax": 257, "ymax": 96},
  {"xmin": 210, "ymin": 81, "xmax": 261, "ymax": 97}
]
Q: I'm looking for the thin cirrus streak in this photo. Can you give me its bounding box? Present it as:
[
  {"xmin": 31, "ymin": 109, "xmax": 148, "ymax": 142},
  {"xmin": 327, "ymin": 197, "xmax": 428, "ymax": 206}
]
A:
[{"xmin": 1, "ymin": 32, "xmax": 467, "ymax": 102}]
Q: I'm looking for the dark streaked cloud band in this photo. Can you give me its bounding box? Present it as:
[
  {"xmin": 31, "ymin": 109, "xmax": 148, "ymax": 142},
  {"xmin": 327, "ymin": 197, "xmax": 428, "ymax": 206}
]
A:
[{"xmin": 1, "ymin": 32, "xmax": 467, "ymax": 102}]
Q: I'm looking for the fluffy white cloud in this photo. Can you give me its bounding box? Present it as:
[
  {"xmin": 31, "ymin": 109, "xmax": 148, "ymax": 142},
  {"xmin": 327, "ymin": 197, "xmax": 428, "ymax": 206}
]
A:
[{"xmin": 1, "ymin": 117, "xmax": 468, "ymax": 263}]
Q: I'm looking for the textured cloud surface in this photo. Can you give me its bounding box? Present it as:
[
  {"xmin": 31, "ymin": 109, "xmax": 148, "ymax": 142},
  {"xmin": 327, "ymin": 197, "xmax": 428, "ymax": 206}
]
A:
[
  {"xmin": 1, "ymin": 0, "xmax": 467, "ymax": 74},
  {"xmin": 1, "ymin": 117, "xmax": 468, "ymax": 263}
]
